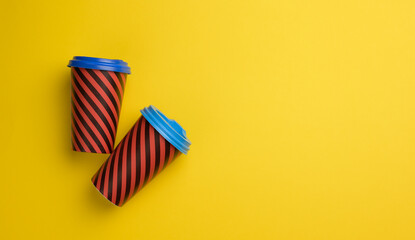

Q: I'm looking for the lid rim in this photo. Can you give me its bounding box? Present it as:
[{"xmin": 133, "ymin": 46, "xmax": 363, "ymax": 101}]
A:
[
  {"xmin": 68, "ymin": 56, "xmax": 131, "ymax": 74},
  {"xmin": 144, "ymin": 113, "xmax": 190, "ymax": 152},
  {"xmin": 141, "ymin": 106, "xmax": 191, "ymax": 154}
]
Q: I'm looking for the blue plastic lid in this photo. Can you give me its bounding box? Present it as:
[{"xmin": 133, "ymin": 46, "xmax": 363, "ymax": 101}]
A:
[
  {"xmin": 141, "ymin": 105, "xmax": 191, "ymax": 154},
  {"xmin": 68, "ymin": 56, "xmax": 131, "ymax": 74}
]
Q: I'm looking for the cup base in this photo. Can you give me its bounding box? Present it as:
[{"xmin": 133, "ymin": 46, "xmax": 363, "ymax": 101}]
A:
[
  {"xmin": 72, "ymin": 146, "xmax": 112, "ymax": 154},
  {"xmin": 91, "ymin": 178, "xmax": 120, "ymax": 207}
]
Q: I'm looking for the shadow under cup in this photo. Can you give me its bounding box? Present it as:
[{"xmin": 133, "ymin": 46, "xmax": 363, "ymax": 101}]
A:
[
  {"xmin": 68, "ymin": 56, "xmax": 131, "ymax": 154},
  {"xmin": 91, "ymin": 105, "xmax": 191, "ymax": 206}
]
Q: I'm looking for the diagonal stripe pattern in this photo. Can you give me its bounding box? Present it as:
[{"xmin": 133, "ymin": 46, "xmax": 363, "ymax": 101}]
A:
[
  {"xmin": 71, "ymin": 67, "xmax": 127, "ymax": 153},
  {"xmin": 91, "ymin": 116, "xmax": 181, "ymax": 206}
]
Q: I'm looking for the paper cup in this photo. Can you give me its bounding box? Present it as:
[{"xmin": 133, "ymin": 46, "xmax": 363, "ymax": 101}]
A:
[
  {"xmin": 68, "ymin": 56, "xmax": 131, "ymax": 153},
  {"xmin": 91, "ymin": 106, "xmax": 191, "ymax": 206}
]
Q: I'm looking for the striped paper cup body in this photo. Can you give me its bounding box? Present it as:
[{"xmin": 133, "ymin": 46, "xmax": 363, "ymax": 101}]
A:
[
  {"xmin": 68, "ymin": 57, "xmax": 131, "ymax": 153},
  {"xmin": 91, "ymin": 106, "xmax": 191, "ymax": 206}
]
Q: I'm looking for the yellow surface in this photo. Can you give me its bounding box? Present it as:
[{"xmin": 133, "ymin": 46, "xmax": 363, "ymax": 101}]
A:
[{"xmin": 1, "ymin": 0, "xmax": 414, "ymax": 239}]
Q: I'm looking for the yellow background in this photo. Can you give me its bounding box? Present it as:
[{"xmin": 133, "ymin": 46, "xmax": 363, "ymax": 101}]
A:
[{"xmin": 0, "ymin": 0, "xmax": 414, "ymax": 239}]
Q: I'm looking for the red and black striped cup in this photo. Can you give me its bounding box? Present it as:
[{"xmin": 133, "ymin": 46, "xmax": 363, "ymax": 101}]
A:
[
  {"xmin": 68, "ymin": 56, "xmax": 131, "ymax": 153},
  {"xmin": 91, "ymin": 105, "xmax": 191, "ymax": 206}
]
